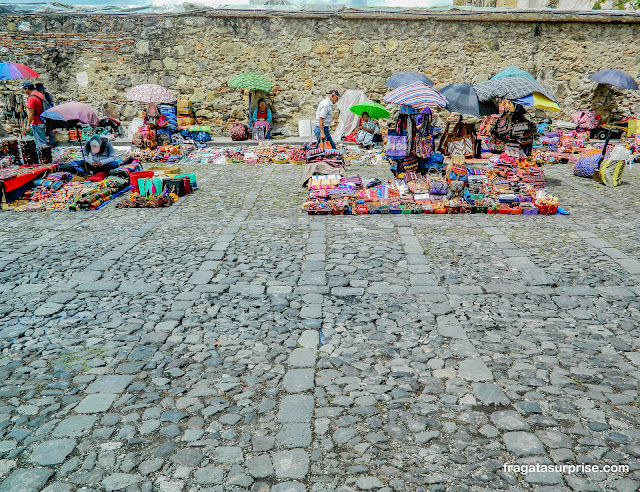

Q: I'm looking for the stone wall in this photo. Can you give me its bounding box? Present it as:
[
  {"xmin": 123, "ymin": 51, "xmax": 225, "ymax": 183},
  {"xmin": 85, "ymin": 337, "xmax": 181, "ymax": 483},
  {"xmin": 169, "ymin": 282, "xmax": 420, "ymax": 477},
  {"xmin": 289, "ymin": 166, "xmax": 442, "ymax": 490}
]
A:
[{"xmin": 1, "ymin": 11, "xmax": 639, "ymax": 135}]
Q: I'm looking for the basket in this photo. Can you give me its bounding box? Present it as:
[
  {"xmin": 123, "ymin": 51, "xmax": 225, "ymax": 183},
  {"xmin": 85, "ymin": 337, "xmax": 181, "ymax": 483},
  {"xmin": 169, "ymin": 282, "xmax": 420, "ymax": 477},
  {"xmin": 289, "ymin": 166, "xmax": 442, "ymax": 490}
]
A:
[
  {"xmin": 498, "ymin": 208, "xmax": 511, "ymax": 215},
  {"xmin": 129, "ymin": 171, "xmax": 154, "ymax": 192},
  {"xmin": 147, "ymin": 166, "xmax": 180, "ymax": 175},
  {"xmin": 471, "ymin": 206, "xmax": 488, "ymax": 214},
  {"xmin": 510, "ymin": 207, "xmax": 523, "ymax": 215},
  {"xmin": 522, "ymin": 207, "xmax": 539, "ymax": 215},
  {"xmin": 445, "ymin": 205, "xmax": 460, "ymax": 214},
  {"xmin": 537, "ymin": 203, "xmax": 558, "ymax": 215},
  {"xmin": 54, "ymin": 131, "xmax": 69, "ymax": 142}
]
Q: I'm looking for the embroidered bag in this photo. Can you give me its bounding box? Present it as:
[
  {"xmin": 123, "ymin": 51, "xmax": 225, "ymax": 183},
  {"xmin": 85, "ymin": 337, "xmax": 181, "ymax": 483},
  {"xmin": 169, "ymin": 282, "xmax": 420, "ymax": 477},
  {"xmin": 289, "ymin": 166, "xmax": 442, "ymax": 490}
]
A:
[
  {"xmin": 230, "ymin": 122, "xmax": 248, "ymax": 141},
  {"xmin": 401, "ymin": 154, "xmax": 419, "ymax": 173},
  {"xmin": 386, "ymin": 135, "xmax": 408, "ymax": 158},
  {"xmin": 447, "ymin": 137, "xmax": 474, "ymax": 157},
  {"xmin": 573, "ymin": 150, "xmax": 601, "ymax": 178},
  {"xmin": 571, "ymin": 110, "xmax": 599, "ymax": 130},
  {"xmin": 429, "ymin": 178, "xmax": 448, "ymax": 195}
]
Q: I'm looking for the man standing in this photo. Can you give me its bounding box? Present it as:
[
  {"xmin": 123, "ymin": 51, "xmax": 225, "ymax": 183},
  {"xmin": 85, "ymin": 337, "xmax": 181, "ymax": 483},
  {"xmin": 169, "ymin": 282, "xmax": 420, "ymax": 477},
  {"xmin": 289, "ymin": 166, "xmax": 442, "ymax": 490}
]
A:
[
  {"xmin": 35, "ymin": 83, "xmax": 54, "ymax": 108},
  {"xmin": 21, "ymin": 81, "xmax": 47, "ymax": 152},
  {"xmin": 35, "ymin": 83, "xmax": 55, "ymax": 145},
  {"xmin": 314, "ymin": 89, "xmax": 340, "ymax": 150}
]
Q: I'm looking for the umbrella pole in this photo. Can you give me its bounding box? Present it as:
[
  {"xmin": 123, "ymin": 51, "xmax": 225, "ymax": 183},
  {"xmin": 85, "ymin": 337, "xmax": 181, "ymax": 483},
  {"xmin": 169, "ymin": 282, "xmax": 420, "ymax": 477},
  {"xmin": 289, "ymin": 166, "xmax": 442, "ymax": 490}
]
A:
[{"xmin": 79, "ymin": 124, "xmax": 89, "ymax": 176}]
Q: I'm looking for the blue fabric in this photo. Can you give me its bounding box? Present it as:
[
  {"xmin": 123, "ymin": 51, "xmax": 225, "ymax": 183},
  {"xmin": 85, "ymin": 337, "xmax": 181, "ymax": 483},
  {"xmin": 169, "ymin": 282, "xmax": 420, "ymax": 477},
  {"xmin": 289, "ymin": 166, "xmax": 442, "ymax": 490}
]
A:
[
  {"xmin": 31, "ymin": 124, "xmax": 46, "ymax": 148},
  {"xmin": 313, "ymin": 126, "xmax": 336, "ymax": 149}
]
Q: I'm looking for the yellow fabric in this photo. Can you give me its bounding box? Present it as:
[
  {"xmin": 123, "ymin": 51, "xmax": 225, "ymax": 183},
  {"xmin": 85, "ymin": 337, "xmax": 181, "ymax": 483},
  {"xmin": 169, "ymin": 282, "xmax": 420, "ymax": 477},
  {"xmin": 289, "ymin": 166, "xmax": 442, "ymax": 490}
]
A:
[{"xmin": 532, "ymin": 93, "xmax": 560, "ymax": 112}]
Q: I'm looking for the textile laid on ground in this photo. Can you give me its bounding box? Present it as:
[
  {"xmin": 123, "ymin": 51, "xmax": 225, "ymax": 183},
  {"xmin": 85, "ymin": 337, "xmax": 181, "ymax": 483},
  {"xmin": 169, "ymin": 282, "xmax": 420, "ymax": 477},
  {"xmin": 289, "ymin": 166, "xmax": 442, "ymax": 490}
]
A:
[
  {"xmin": 304, "ymin": 154, "xmax": 561, "ymax": 215},
  {"xmin": 0, "ymin": 164, "xmax": 59, "ymax": 192},
  {"xmin": 71, "ymin": 176, "xmax": 129, "ymax": 210}
]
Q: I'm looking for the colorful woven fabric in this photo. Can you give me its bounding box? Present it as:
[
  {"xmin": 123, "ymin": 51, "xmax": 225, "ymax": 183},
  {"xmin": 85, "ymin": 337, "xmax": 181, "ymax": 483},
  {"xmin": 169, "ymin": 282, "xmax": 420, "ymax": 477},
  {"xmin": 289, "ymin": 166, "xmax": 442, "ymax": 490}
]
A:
[{"xmin": 573, "ymin": 151, "xmax": 601, "ymax": 178}]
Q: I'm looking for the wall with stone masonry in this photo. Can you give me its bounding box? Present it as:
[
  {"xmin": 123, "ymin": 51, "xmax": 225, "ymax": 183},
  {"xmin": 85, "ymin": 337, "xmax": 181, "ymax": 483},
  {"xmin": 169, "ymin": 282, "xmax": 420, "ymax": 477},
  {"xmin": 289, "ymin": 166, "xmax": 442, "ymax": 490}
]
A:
[{"xmin": 1, "ymin": 12, "xmax": 639, "ymax": 135}]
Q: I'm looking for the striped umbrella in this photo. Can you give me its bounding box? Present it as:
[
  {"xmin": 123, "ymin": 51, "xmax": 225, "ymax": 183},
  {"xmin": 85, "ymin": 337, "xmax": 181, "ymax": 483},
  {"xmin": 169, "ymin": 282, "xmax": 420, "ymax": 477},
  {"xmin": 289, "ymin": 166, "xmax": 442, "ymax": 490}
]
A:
[
  {"xmin": 0, "ymin": 62, "xmax": 39, "ymax": 81},
  {"xmin": 125, "ymin": 84, "xmax": 177, "ymax": 104},
  {"xmin": 474, "ymin": 77, "xmax": 556, "ymax": 103},
  {"xmin": 383, "ymin": 81, "xmax": 447, "ymax": 110}
]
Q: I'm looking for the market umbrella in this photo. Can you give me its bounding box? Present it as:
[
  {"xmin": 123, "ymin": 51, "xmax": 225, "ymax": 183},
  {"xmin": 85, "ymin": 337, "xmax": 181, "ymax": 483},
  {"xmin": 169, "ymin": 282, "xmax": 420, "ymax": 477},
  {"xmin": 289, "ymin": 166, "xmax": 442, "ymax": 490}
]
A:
[
  {"xmin": 491, "ymin": 66, "xmax": 536, "ymax": 82},
  {"xmin": 385, "ymin": 72, "xmax": 434, "ymax": 89},
  {"xmin": 383, "ymin": 81, "xmax": 447, "ymax": 110},
  {"xmin": 42, "ymin": 101, "xmax": 100, "ymax": 174},
  {"xmin": 439, "ymin": 83, "xmax": 498, "ymax": 116},
  {"xmin": 228, "ymin": 71, "xmax": 273, "ymax": 125},
  {"xmin": 349, "ymin": 101, "xmax": 390, "ymax": 119},
  {"xmin": 228, "ymin": 71, "xmax": 273, "ymax": 92},
  {"xmin": 41, "ymin": 101, "xmax": 100, "ymax": 127},
  {"xmin": 0, "ymin": 62, "xmax": 39, "ymax": 81},
  {"xmin": 588, "ymin": 70, "xmax": 637, "ymax": 160},
  {"xmin": 514, "ymin": 92, "xmax": 560, "ymax": 112},
  {"xmin": 473, "ymin": 77, "xmax": 556, "ymax": 103},
  {"xmin": 589, "ymin": 69, "xmax": 638, "ymax": 90},
  {"xmin": 124, "ymin": 84, "xmax": 177, "ymax": 104}
]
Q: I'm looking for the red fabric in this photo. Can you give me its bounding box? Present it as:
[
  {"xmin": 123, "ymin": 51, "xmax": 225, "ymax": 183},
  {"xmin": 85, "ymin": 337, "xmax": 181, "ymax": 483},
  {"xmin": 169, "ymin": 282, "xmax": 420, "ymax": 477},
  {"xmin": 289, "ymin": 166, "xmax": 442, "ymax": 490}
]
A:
[
  {"xmin": 1, "ymin": 165, "xmax": 58, "ymax": 192},
  {"xmin": 256, "ymin": 110, "xmax": 268, "ymax": 120},
  {"xmin": 26, "ymin": 91, "xmax": 45, "ymax": 125},
  {"xmin": 86, "ymin": 172, "xmax": 107, "ymax": 182}
]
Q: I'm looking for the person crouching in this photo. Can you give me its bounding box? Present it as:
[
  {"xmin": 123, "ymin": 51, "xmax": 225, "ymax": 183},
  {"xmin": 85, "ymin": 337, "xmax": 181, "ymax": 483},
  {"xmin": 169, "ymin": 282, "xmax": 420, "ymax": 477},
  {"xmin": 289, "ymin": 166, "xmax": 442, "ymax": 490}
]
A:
[{"xmin": 84, "ymin": 135, "xmax": 118, "ymax": 176}]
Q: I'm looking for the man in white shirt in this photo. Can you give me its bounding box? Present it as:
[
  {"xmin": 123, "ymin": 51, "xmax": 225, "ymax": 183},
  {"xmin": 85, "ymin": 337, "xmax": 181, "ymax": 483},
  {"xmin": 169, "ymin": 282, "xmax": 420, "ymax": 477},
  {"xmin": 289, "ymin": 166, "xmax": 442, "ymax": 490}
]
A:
[{"xmin": 313, "ymin": 89, "xmax": 340, "ymax": 149}]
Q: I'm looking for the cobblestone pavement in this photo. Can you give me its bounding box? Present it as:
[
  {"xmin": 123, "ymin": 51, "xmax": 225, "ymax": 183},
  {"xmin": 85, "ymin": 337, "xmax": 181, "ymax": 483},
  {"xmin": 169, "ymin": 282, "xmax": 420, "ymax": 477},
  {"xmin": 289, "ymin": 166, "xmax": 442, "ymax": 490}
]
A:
[{"xmin": 0, "ymin": 162, "xmax": 639, "ymax": 492}]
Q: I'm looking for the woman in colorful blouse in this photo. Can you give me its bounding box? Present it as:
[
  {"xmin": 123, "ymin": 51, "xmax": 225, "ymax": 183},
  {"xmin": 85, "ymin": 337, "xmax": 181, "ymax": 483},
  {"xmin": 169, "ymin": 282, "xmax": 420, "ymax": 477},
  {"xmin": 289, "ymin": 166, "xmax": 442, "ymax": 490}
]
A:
[
  {"xmin": 251, "ymin": 99, "xmax": 272, "ymax": 139},
  {"xmin": 356, "ymin": 112, "xmax": 380, "ymax": 148}
]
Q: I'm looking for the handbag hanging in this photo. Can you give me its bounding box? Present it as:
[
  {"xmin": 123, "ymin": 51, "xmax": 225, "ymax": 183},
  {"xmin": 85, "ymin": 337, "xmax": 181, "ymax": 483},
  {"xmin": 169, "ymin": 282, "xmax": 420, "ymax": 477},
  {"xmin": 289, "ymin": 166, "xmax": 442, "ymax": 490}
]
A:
[
  {"xmin": 416, "ymin": 111, "xmax": 434, "ymax": 159},
  {"xmin": 447, "ymin": 136, "xmax": 474, "ymax": 157},
  {"xmin": 386, "ymin": 135, "xmax": 408, "ymax": 158}
]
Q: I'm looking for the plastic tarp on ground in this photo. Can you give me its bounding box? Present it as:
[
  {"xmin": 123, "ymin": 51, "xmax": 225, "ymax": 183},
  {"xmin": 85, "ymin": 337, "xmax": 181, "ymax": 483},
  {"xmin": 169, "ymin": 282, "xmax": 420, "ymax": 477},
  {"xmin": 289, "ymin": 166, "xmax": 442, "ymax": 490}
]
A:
[{"xmin": 332, "ymin": 89, "xmax": 368, "ymax": 142}]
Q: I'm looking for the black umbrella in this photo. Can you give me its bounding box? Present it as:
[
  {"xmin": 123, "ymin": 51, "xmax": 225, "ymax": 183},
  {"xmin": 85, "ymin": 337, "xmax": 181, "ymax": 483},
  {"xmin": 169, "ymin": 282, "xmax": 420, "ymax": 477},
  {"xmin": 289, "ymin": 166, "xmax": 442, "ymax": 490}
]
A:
[
  {"xmin": 439, "ymin": 84, "xmax": 498, "ymax": 116},
  {"xmin": 589, "ymin": 69, "xmax": 638, "ymax": 91},
  {"xmin": 588, "ymin": 70, "xmax": 637, "ymax": 165}
]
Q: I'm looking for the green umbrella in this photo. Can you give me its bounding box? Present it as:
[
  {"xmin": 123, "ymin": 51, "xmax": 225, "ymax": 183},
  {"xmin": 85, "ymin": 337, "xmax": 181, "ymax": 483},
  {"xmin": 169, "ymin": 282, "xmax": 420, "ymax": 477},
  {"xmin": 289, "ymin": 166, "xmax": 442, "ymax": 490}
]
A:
[
  {"xmin": 229, "ymin": 71, "xmax": 273, "ymax": 92},
  {"xmin": 491, "ymin": 66, "xmax": 536, "ymax": 82},
  {"xmin": 349, "ymin": 101, "xmax": 390, "ymax": 119}
]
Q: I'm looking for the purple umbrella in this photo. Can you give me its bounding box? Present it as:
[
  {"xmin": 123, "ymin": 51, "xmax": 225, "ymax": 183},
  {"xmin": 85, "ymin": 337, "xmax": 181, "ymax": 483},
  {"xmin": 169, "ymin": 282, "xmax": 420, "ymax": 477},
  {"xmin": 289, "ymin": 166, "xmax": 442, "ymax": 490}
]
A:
[{"xmin": 41, "ymin": 101, "xmax": 100, "ymax": 127}]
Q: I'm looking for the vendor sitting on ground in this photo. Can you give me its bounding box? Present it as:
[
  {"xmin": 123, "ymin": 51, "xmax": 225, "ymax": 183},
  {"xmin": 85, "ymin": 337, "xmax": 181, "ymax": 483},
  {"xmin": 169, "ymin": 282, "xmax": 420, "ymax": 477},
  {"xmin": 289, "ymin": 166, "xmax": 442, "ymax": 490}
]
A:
[
  {"xmin": 251, "ymin": 99, "xmax": 272, "ymax": 139},
  {"xmin": 84, "ymin": 135, "xmax": 118, "ymax": 175},
  {"xmin": 356, "ymin": 112, "xmax": 380, "ymax": 148}
]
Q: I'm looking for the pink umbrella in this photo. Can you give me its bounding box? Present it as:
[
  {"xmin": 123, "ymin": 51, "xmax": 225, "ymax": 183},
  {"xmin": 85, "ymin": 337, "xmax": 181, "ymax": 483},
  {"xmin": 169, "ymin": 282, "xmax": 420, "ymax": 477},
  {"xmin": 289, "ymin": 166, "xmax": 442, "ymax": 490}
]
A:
[
  {"xmin": 124, "ymin": 84, "xmax": 177, "ymax": 104},
  {"xmin": 41, "ymin": 101, "xmax": 100, "ymax": 127}
]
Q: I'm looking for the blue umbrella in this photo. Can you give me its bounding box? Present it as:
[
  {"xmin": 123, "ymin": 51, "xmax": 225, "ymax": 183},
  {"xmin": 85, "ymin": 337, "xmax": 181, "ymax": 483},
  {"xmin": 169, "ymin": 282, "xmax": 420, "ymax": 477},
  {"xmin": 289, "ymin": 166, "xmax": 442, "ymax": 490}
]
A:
[
  {"xmin": 439, "ymin": 83, "xmax": 498, "ymax": 116},
  {"xmin": 386, "ymin": 72, "xmax": 434, "ymax": 89},
  {"xmin": 589, "ymin": 69, "xmax": 638, "ymax": 90}
]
